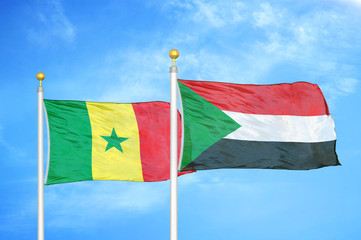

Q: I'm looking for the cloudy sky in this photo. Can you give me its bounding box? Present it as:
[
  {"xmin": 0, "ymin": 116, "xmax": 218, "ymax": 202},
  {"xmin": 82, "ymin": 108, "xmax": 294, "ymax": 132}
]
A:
[{"xmin": 1, "ymin": 0, "xmax": 361, "ymax": 239}]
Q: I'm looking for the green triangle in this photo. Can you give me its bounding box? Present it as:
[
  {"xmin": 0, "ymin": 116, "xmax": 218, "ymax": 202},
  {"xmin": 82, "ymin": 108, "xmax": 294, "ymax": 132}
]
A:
[{"xmin": 178, "ymin": 81, "xmax": 241, "ymax": 170}]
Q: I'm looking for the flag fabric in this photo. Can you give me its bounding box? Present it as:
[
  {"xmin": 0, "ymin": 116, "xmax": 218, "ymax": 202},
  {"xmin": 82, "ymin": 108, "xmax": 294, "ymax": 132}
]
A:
[
  {"xmin": 44, "ymin": 100, "xmax": 187, "ymax": 185},
  {"xmin": 178, "ymin": 79, "xmax": 339, "ymax": 171}
]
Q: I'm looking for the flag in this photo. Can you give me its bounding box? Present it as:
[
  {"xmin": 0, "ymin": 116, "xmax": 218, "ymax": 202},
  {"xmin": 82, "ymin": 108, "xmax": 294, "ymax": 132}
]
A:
[
  {"xmin": 44, "ymin": 100, "xmax": 188, "ymax": 185},
  {"xmin": 178, "ymin": 79, "xmax": 340, "ymax": 171}
]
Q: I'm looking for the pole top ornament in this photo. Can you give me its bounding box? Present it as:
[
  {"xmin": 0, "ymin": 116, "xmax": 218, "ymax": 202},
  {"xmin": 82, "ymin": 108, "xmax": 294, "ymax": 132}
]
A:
[
  {"xmin": 169, "ymin": 49, "xmax": 179, "ymax": 66},
  {"xmin": 36, "ymin": 72, "xmax": 45, "ymax": 87}
]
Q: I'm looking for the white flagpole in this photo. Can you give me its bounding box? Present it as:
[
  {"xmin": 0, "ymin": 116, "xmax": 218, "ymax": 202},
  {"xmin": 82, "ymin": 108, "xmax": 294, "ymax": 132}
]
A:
[
  {"xmin": 169, "ymin": 49, "xmax": 179, "ymax": 240},
  {"xmin": 37, "ymin": 72, "xmax": 45, "ymax": 240}
]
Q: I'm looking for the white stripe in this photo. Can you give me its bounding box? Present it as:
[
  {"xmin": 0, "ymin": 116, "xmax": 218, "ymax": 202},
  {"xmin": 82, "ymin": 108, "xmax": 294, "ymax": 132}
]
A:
[{"xmin": 224, "ymin": 111, "xmax": 336, "ymax": 143}]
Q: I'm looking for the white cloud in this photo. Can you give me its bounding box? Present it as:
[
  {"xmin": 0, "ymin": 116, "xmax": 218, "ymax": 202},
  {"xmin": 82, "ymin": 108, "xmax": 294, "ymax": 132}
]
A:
[
  {"xmin": 0, "ymin": 126, "xmax": 26, "ymax": 159},
  {"xmin": 45, "ymin": 1, "xmax": 360, "ymax": 107},
  {"xmin": 320, "ymin": 78, "xmax": 359, "ymax": 108},
  {"xmin": 95, "ymin": 48, "xmax": 171, "ymax": 103},
  {"xmin": 192, "ymin": 0, "xmax": 245, "ymax": 27},
  {"xmin": 253, "ymin": 2, "xmax": 283, "ymax": 28},
  {"xmin": 178, "ymin": 173, "xmax": 202, "ymax": 186},
  {"xmin": 178, "ymin": 171, "xmax": 300, "ymax": 226},
  {"xmin": 27, "ymin": 0, "xmax": 75, "ymax": 45},
  {"xmin": 0, "ymin": 202, "xmax": 36, "ymax": 233},
  {"xmin": 180, "ymin": 50, "xmax": 255, "ymax": 83},
  {"xmin": 163, "ymin": 0, "xmax": 361, "ymax": 95},
  {"xmin": 164, "ymin": 0, "xmax": 246, "ymax": 28},
  {"xmin": 244, "ymin": 3, "xmax": 361, "ymax": 90},
  {"xmin": 45, "ymin": 181, "xmax": 169, "ymax": 228},
  {"xmin": 333, "ymin": 0, "xmax": 361, "ymax": 7},
  {"xmin": 43, "ymin": 46, "xmax": 173, "ymax": 103},
  {"xmin": 336, "ymin": 78, "xmax": 358, "ymax": 93},
  {"xmin": 293, "ymin": 26, "xmax": 316, "ymax": 45}
]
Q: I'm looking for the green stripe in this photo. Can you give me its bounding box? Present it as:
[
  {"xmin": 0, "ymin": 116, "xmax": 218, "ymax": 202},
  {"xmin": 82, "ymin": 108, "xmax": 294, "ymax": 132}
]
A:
[
  {"xmin": 44, "ymin": 100, "xmax": 93, "ymax": 185},
  {"xmin": 178, "ymin": 82, "xmax": 241, "ymax": 170}
]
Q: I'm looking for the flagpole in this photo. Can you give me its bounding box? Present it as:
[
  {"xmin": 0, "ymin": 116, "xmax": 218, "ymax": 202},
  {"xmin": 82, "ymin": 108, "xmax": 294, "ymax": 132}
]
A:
[
  {"xmin": 37, "ymin": 72, "xmax": 45, "ymax": 240},
  {"xmin": 169, "ymin": 49, "xmax": 179, "ymax": 240}
]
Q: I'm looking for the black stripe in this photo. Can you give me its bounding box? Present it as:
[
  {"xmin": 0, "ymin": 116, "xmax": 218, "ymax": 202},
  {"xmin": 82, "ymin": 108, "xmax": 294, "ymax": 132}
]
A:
[{"xmin": 182, "ymin": 139, "xmax": 339, "ymax": 171}]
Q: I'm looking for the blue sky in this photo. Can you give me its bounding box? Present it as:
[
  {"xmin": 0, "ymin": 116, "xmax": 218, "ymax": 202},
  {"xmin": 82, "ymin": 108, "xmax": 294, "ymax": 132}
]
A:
[{"xmin": 1, "ymin": 0, "xmax": 361, "ymax": 239}]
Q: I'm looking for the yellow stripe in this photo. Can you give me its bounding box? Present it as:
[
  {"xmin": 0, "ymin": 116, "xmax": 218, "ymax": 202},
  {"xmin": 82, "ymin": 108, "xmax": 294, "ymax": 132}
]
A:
[{"xmin": 86, "ymin": 102, "xmax": 143, "ymax": 181}]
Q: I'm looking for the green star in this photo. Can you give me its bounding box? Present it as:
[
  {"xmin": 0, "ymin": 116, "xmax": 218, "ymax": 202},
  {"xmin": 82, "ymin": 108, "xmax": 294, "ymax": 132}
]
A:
[{"xmin": 101, "ymin": 128, "xmax": 128, "ymax": 153}]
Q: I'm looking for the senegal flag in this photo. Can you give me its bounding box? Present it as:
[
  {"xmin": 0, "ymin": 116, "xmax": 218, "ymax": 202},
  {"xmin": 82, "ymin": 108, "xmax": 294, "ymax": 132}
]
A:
[
  {"xmin": 178, "ymin": 79, "xmax": 340, "ymax": 171},
  {"xmin": 44, "ymin": 100, "xmax": 186, "ymax": 185}
]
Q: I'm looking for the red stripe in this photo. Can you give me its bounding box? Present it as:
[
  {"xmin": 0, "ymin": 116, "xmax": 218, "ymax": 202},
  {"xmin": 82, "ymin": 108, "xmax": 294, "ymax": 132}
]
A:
[
  {"xmin": 132, "ymin": 102, "xmax": 190, "ymax": 182},
  {"xmin": 179, "ymin": 80, "xmax": 329, "ymax": 116}
]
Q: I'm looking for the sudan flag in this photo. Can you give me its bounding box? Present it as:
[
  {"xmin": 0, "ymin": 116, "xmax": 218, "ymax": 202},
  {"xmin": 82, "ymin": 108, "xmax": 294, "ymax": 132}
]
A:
[
  {"xmin": 178, "ymin": 79, "xmax": 340, "ymax": 171},
  {"xmin": 44, "ymin": 100, "xmax": 189, "ymax": 185}
]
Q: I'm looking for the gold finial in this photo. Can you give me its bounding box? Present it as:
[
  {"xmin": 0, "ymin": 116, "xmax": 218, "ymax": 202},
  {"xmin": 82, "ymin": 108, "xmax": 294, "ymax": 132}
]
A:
[
  {"xmin": 169, "ymin": 49, "xmax": 179, "ymax": 66},
  {"xmin": 36, "ymin": 72, "xmax": 45, "ymax": 87}
]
